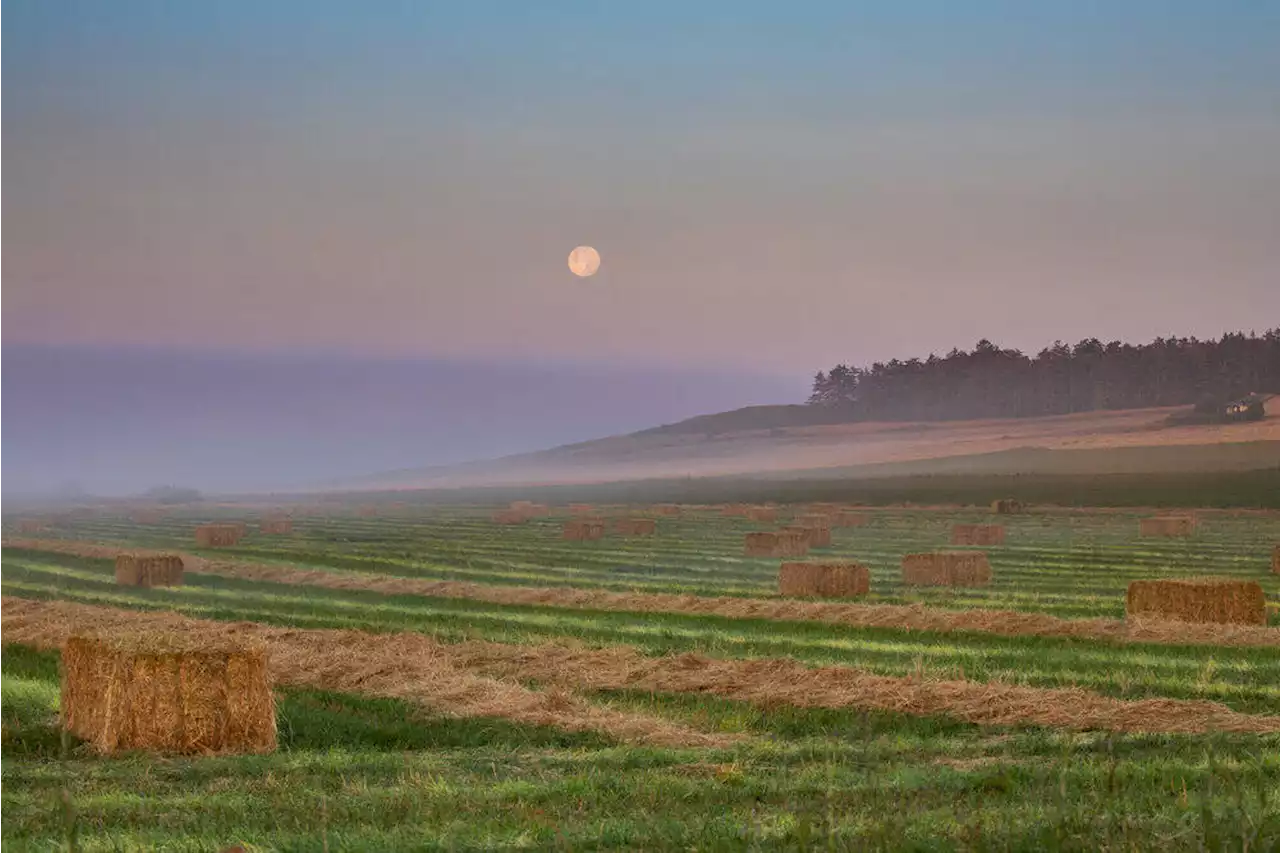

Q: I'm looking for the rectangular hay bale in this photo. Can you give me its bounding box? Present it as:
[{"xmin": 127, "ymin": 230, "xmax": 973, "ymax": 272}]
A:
[
  {"xmin": 563, "ymin": 519, "xmax": 606, "ymax": 541},
  {"xmin": 901, "ymin": 552, "xmax": 993, "ymax": 587},
  {"xmin": 783, "ymin": 525, "xmax": 832, "ymax": 547},
  {"xmin": 779, "ymin": 561, "xmax": 870, "ymax": 598},
  {"xmin": 744, "ymin": 506, "xmax": 777, "ymax": 523},
  {"xmin": 1126, "ymin": 578, "xmax": 1266, "ymax": 626},
  {"xmin": 614, "ymin": 518, "xmax": 656, "ymax": 536},
  {"xmin": 831, "ymin": 511, "xmax": 869, "ymax": 528},
  {"xmin": 950, "ymin": 524, "xmax": 1006, "ymax": 546},
  {"xmin": 259, "ymin": 517, "xmax": 293, "ymax": 535},
  {"xmin": 115, "ymin": 553, "xmax": 184, "ymax": 587},
  {"xmin": 1139, "ymin": 516, "xmax": 1196, "ymax": 538},
  {"xmin": 194, "ymin": 524, "xmax": 243, "ymax": 548},
  {"xmin": 492, "ymin": 510, "xmax": 530, "ymax": 524},
  {"xmin": 745, "ymin": 531, "xmax": 809, "ymax": 558},
  {"xmin": 650, "ymin": 504, "xmax": 682, "ymax": 516},
  {"xmin": 61, "ymin": 634, "xmax": 276, "ymax": 755},
  {"xmin": 991, "ymin": 499, "xmax": 1023, "ymax": 515}
]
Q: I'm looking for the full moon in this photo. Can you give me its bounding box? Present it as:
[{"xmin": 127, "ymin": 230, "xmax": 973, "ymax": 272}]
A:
[{"xmin": 567, "ymin": 245, "xmax": 601, "ymax": 277}]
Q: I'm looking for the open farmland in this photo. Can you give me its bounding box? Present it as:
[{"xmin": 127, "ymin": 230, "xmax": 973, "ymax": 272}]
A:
[{"xmin": 3, "ymin": 504, "xmax": 1280, "ymax": 850}]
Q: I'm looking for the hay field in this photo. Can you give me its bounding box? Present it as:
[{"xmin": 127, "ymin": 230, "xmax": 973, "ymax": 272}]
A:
[{"xmin": 3, "ymin": 505, "xmax": 1279, "ymax": 849}]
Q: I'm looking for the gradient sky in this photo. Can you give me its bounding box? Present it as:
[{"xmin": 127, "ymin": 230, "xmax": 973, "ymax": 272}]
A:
[{"xmin": 5, "ymin": 1, "xmax": 1279, "ymax": 375}]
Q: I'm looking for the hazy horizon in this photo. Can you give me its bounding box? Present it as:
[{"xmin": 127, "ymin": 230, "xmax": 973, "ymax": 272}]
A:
[{"xmin": 1, "ymin": 344, "xmax": 803, "ymax": 496}]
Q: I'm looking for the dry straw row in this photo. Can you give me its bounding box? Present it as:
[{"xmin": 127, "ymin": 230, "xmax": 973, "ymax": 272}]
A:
[
  {"xmin": 7, "ymin": 597, "xmax": 1278, "ymax": 736},
  {"xmin": 6, "ymin": 538, "xmax": 1278, "ymax": 649},
  {"xmin": 5, "ymin": 597, "xmax": 729, "ymax": 750}
]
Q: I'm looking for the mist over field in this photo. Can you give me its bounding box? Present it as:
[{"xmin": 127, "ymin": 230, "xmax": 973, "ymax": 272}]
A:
[{"xmin": 1, "ymin": 345, "xmax": 802, "ymax": 496}]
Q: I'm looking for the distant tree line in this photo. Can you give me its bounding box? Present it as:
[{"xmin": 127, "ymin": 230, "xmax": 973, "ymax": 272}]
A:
[{"xmin": 808, "ymin": 330, "xmax": 1280, "ymax": 421}]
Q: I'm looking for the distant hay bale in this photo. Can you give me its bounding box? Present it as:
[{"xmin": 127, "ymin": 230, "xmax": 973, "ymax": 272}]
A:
[
  {"xmin": 492, "ymin": 510, "xmax": 529, "ymax": 525},
  {"xmin": 901, "ymin": 552, "xmax": 993, "ymax": 587},
  {"xmin": 991, "ymin": 499, "xmax": 1023, "ymax": 515},
  {"xmin": 61, "ymin": 633, "xmax": 275, "ymax": 755},
  {"xmin": 355, "ymin": 505, "xmax": 379, "ymax": 518},
  {"xmin": 509, "ymin": 501, "xmax": 549, "ymax": 517},
  {"xmin": 783, "ymin": 525, "xmax": 832, "ymax": 548},
  {"xmin": 779, "ymin": 561, "xmax": 870, "ymax": 598},
  {"xmin": 563, "ymin": 519, "xmax": 606, "ymax": 541},
  {"xmin": 1126, "ymin": 578, "xmax": 1266, "ymax": 626},
  {"xmin": 1139, "ymin": 516, "xmax": 1196, "ymax": 538},
  {"xmin": 650, "ymin": 504, "xmax": 682, "ymax": 517},
  {"xmin": 115, "ymin": 553, "xmax": 184, "ymax": 588},
  {"xmin": 795, "ymin": 513, "xmax": 834, "ymax": 527},
  {"xmin": 744, "ymin": 531, "xmax": 809, "ymax": 558},
  {"xmin": 721, "ymin": 504, "xmax": 750, "ymax": 517},
  {"xmin": 614, "ymin": 518, "xmax": 657, "ymax": 536},
  {"xmin": 745, "ymin": 506, "xmax": 777, "ymax": 523},
  {"xmin": 194, "ymin": 524, "xmax": 243, "ymax": 548},
  {"xmin": 130, "ymin": 509, "xmax": 166, "ymax": 525},
  {"xmin": 950, "ymin": 524, "xmax": 1006, "ymax": 546},
  {"xmin": 259, "ymin": 516, "xmax": 293, "ymax": 535},
  {"xmin": 831, "ymin": 511, "xmax": 869, "ymax": 528}
]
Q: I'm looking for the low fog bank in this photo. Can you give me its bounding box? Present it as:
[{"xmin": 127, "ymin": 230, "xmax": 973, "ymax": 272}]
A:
[{"xmin": 1, "ymin": 345, "xmax": 802, "ymax": 497}]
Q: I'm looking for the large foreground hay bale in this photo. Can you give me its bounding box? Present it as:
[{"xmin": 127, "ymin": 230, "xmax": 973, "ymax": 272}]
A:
[
  {"xmin": 563, "ymin": 519, "xmax": 606, "ymax": 541},
  {"xmin": 115, "ymin": 553, "xmax": 184, "ymax": 588},
  {"xmin": 614, "ymin": 518, "xmax": 656, "ymax": 536},
  {"xmin": 259, "ymin": 516, "xmax": 293, "ymax": 535},
  {"xmin": 950, "ymin": 524, "xmax": 1006, "ymax": 546},
  {"xmin": 901, "ymin": 552, "xmax": 993, "ymax": 587},
  {"xmin": 61, "ymin": 634, "xmax": 276, "ymax": 755},
  {"xmin": 194, "ymin": 524, "xmax": 243, "ymax": 548},
  {"xmin": 1139, "ymin": 516, "xmax": 1196, "ymax": 538},
  {"xmin": 991, "ymin": 499, "xmax": 1023, "ymax": 515},
  {"xmin": 779, "ymin": 561, "xmax": 870, "ymax": 598},
  {"xmin": 744, "ymin": 531, "xmax": 809, "ymax": 558},
  {"xmin": 744, "ymin": 506, "xmax": 777, "ymax": 523},
  {"xmin": 783, "ymin": 525, "xmax": 832, "ymax": 547},
  {"xmin": 1126, "ymin": 579, "xmax": 1266, "ymax": 626}
]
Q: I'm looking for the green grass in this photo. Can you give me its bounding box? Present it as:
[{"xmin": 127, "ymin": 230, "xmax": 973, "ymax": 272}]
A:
[{"xmin": 4, "ymin": 506, "xmax": 1280, "ymax": 850}]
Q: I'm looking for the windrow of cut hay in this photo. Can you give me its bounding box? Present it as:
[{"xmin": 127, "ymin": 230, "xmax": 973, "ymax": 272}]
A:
[
  {"xmin": 10, "ymin": 598, "xmax": 1279, "ymax": 736},
  {"xmin": 1140, "ymin": 516, "xmax": 1197, "ymax": 537},
  {"xmin": 449, "ymin": 637, "xmax": 1280, "ymax": 735},
  {"xmin": 115, "ymin": 553, "xmax": 184, "ymax": 587},
  {"xmin": 6, "ymin": 539, "xmax": 1278, "ymax": 648},
  {"xmin": 744, "ymin": 531, "xmax": 809, "ymax": 557},
  {"xmin": 563, "ymin": 519, "xmax": 606, "ymax": 541},
  {"xmin": 781, "ymin": 525, "xmax": 832, "ymax": 548},
  {"xmin": 194, "ymin": 524, "xmax": 243, "ymax": 548},
  {"xmin": 950, "ymin": 524, "xmax": 1006, "ymax": 546},
  {"xmin": 4, "ymin": 598, "xmax": 731, "ymax": 749},
  {"xmin": 258, "ymin": 516, "xmax": 293, "ymax": 535},
  {"xmin": 778, "ymin": 562, "xmax": 869, "ymax": 598},
  {"xmin": 901, "ymin": 552, "xmax": 993, "ymax": 587},
  {"xmin": 1126, "ymin": 578, "xmax": 1267, "ymax": 626},
  {"xmin": 62, "ymin": 633, "xmax": 275, "ymax": 755},
  {"xmin": 991, "ymin": 499, "xmax": 1023, "ymax": 515},
  {"xmin": 613, "ymin": 518, "xmax": 656, "ymax": 536}
]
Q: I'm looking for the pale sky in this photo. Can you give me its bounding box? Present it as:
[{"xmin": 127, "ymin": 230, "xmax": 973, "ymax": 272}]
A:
[{"xmin": 5, "ymin": 1, "xmax": 1279, "ymax": 375}]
